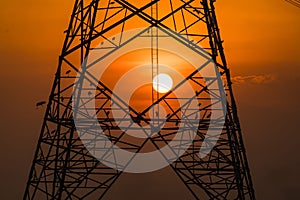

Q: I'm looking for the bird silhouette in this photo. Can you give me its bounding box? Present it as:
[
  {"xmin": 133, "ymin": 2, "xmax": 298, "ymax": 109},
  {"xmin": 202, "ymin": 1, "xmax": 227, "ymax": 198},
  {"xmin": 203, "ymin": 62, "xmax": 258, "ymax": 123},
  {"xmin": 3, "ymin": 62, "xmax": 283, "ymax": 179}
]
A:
[{"xmin": 36, "ymin": 101, "xmax": 46, "ymax": 108}]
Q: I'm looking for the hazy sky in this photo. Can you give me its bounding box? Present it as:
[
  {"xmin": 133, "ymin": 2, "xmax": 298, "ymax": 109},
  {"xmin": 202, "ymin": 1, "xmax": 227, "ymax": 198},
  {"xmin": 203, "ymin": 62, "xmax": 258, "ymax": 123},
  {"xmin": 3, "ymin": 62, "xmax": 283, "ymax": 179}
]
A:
[{"xmin": 0, "ymin": 0, "xmax": 300, "ymax": 199}]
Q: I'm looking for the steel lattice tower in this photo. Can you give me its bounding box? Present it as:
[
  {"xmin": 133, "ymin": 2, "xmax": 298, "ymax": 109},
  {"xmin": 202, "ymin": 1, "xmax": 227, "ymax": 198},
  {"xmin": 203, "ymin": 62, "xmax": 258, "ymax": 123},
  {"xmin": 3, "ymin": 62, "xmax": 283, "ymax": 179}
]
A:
[{"xmin": 24, "ymin": 0, "xmax": 256, "ymax": 199}]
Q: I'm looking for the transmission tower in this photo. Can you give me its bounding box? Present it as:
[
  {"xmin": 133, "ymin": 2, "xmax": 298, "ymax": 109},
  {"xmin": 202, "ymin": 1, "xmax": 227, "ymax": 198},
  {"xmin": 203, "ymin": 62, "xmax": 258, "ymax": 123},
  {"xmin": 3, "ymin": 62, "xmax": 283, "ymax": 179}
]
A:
[{"xmin": 24, "ymin": 0, "xmax": 256, "ymax": 199}]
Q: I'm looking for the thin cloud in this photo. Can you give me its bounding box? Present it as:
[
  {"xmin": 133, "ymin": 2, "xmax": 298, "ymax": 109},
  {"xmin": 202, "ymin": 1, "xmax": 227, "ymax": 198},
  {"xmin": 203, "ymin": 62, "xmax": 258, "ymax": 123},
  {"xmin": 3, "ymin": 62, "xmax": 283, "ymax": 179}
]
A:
[
  {"xmin": 232, "ymin": 74, "xmax": 276, "ymax": 85},
  {"xmin": 284, "ymin": 0, "xmax": 300, "ymax": 8}
]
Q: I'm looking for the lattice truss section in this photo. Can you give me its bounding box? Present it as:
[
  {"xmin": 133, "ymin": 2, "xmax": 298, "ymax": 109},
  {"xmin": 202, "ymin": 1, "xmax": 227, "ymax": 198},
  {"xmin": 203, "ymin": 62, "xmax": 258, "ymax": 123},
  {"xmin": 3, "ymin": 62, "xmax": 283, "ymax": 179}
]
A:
[{"xmin": 24, "ymin": 0, "xmax": 255, "ymax": 199}]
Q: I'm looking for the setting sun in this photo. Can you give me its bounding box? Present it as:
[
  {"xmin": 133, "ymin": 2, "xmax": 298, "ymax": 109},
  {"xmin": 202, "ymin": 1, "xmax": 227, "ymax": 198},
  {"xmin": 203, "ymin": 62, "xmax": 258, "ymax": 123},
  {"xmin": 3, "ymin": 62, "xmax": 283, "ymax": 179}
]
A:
[{"xmin": 152, "ymin": 73, "xmax": 173, "ymax": 93}]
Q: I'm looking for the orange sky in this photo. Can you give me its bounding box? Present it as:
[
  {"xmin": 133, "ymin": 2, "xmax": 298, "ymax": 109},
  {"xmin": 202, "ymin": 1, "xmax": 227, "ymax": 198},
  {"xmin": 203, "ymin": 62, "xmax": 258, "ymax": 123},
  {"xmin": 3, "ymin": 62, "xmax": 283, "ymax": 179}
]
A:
[{"xmin": 0, "ymin": 0, "xmax": 300, "ymax": 199}]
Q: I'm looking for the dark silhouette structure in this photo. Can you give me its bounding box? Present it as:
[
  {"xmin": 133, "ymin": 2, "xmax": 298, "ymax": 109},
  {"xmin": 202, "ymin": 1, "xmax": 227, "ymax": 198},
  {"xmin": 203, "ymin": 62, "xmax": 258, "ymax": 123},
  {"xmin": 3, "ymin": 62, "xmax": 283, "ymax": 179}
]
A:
[{"xmin": 24, "ymin": 0, "xmax": 256, "ymax": 199}]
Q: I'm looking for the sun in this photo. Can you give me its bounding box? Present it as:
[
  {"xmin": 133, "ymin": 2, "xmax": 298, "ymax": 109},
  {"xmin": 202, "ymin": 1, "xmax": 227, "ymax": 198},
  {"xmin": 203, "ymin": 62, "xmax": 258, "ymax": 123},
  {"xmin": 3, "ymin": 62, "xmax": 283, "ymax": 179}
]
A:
[{"xmin": 152, "ymin": 73, "xmax": 173, "ymax": 93}]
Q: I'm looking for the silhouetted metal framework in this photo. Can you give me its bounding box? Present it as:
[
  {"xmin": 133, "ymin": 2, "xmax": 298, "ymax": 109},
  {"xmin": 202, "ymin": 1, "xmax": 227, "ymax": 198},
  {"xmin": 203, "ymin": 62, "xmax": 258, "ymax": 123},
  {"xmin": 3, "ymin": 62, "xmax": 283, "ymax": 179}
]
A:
[{"xmin": 24, "ymin": 0, "xmax": 256, "ymax": 199}]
